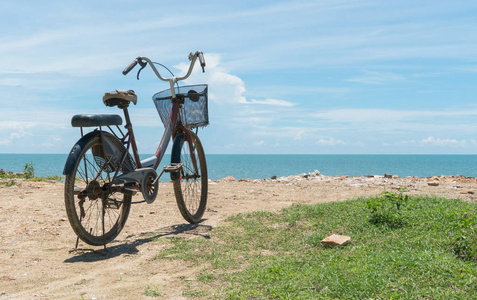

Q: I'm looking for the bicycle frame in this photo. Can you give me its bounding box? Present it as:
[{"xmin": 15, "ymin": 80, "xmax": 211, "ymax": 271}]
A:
[
  {"xmin": 108, "ymin": 52, "xmax": 205, "ymax": 186},
  {"xmin": 102, "ymin": 99, "xmax": 195, "ymax": 188}
]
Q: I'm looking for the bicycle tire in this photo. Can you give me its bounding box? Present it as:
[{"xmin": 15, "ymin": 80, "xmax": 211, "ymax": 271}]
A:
[
  {"xmin": 171, "ymin": 131, "xmax": 208, "ymax": 223},
  {"xmin": 64, "ymin": 135, "xmax": 132, "ymax": 246}
]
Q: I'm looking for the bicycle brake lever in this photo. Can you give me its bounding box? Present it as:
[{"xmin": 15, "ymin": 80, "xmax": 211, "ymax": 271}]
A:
[
  {"xmin": 136, "ymin": 65, "xmax": 146, "ymax": 80},
  {"xmin": 133, "ymin": 58, "xmax": 147, "ymax": 80}
]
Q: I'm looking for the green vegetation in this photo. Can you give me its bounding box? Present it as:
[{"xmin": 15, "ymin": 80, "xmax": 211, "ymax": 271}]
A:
[
  {"xmin": 0, "ymin": 179, "xmax": 16, "ymax": 186},
  {"xmin": 23, "ymin": 162, "xmax": 35, "ymax": 179},
  {"xmin": 366, "ymin": 189, "xmax": 409, "ymax": 229},
  {"xmin": 0, "ymin": 162, "xmax": 63, "ymax": 184},
  {"xmin": 144, "ymin": 284, "xmax": 162, "ymax": 297},
  {"xmin": 450, "ymin": 209, "xmax": 477, "ymax": 262},
  {"xmin": 154, "ymin": 193, "xmax": 477, "ymax": 299}
]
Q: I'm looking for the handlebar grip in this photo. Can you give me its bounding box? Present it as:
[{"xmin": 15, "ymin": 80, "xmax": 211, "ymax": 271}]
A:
[
  {"xmin": 122, "ymin": 59, "xmax": 138, "ymax": 75},
  {"xmin": 198, "ymin": 51, "xmax": 206, "ymax": 73}
]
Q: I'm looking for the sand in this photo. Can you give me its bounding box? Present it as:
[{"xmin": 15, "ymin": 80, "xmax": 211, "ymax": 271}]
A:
[{"xmin": 1, "ymin": 173, "xmax": 476, "ymax": 299}]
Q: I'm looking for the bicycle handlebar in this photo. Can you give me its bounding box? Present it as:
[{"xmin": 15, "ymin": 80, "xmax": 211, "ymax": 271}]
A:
[
  {"xmin": 122, "ymin": 51, "xmax": 206, "ymax": 99},
  {"xmin": 122, "ymin": 51, "xmax": 206, "ymax": 81}
]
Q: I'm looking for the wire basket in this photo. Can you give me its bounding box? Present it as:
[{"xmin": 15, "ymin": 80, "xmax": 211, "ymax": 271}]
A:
[{"xmin": 153, "ymin": 84, "xmax": 208, "ymax": 128}]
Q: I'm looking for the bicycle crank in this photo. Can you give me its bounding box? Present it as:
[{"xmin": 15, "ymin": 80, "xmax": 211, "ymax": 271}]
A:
[
  {"xmin": 115, "ymin": 168, "xmax": 158, "ymax": 204},
  {"xmin": 141, "ymin": 169, "xmax": 158, "ymax": 204}
]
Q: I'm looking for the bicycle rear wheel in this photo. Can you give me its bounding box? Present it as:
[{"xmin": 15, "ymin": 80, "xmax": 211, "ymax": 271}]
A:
[
  {"xmin": 64, "ymin": 135, "xmax": 132, "ymax": 246},
  {"xmin": 171, "ymin": 131, "xmax": 208, "ymax": 223}
]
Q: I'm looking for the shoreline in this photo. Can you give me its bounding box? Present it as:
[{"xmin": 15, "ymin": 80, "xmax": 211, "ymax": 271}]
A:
[
  {"xmin": 3, "ymin": 168, "xmax": 477, "ymax": 185},
  {"xmin": 216, "ymin": 170, "xmax": 477, "ymax": 184}
]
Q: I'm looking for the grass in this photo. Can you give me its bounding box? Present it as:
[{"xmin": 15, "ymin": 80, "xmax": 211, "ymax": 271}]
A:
[
  {"xmin": 0, "ymin": 175, "xmax": 63, "ymax": 184},
  {"xmin": 0, "ymin": 162, "xmax": 63, "ymax": 184},
  {"xmin": 144, "ymin": 284, "xmax": 162, "ymax": 297},
  {"xmin": 153, "ymin": 194, "xmax": 477, "ymax": 299},
  {"xmin": 0, "ymin": 179, "xmax": 16, "ymax": 186}
]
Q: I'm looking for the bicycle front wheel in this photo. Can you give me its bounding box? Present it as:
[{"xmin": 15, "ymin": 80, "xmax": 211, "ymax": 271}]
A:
[
  {"xmin": 64, "ymin": 135, "xmax": 132, "ymax": 246},
  {"xmin": 171, "ymin": 131, "xmax": 208, "ymax": 223}
]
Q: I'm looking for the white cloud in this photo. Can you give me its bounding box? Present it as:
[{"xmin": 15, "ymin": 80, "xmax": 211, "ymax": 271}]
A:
[
  {"xmin": 294, "ymin": 131, "xmax": 305, "ymax": 141},
  {"xmin": 312, "ymin": 107, "xmax": 477, "ymax": 125},
  {"xmin": 178, "ymin": 54, "xmax": 296, "ymax": 108},
  {"xmin": 421, "ymin": 137, "xmax": 462, "ymax": 147},
  {"xmin": 41, "ymin": 135, "xmax": 63, "ymax": 148},
  {"xmin": 0, "ymin": 121, "xmax": 36, "ymax": 145},
  {"xmin": 176, "ymin": 53, "xmax": 246, "ymax": 105},
  {"xmin": 316, "ymin": 137, "xmax": 346, "ymax": 146},
  {"xmin": 347, "ymin": 71, "xmax": 406, "ymax": 85},
  {"xmin": 245, "ymin": 98, "xmax": 295, "ymax": 107},
  {"xmin": 397, "ymin": 137, "xmax": 477, "ymax": 148}
]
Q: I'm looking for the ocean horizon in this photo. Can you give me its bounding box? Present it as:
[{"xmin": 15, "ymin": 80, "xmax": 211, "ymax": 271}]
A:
[{"xmin": 1, "ymin": 154, "xmax": 477, "ymax": 180}]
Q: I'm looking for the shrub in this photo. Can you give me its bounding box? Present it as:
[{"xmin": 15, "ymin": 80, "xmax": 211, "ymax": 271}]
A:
[
  {"xmin": 366, "ymin": 190, "xmax": 408, "ymax": 229},
  {"xmin": 23, "ymin": 162, "xmax": 35, "ymax": 179},
  {"xmin": 450, "ymin": 209, "xmax": 477, "ymax": 261}
]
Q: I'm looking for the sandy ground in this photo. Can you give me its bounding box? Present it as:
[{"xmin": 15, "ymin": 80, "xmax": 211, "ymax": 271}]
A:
[{"xmin": 1, "ymin": 173, "xmax": 476, "ymax": 299}]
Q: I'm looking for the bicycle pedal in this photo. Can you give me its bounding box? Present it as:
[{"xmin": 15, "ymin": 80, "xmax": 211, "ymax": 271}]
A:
[{"xmin": 163, "ymin": 163, "xmax": 183, "ymax": 172}]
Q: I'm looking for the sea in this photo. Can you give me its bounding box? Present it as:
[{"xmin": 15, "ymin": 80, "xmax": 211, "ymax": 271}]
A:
[{"xmin": 1, "ymin": 154, "xmax": 477, "ymax": 180}]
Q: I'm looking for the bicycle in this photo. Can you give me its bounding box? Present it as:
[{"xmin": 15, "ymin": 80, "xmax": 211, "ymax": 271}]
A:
[{"xmin": 63, "ymin": 51, "xmax": 208, "ymax": 246}]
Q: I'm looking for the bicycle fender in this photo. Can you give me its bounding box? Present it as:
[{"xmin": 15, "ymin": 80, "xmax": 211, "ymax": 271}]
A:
[
  {"xmin": 63, "ymin": 130, "xmax": 101, "ymax": 175},
  {"xmin": 101, "ymin": 133, "xmax": 135, "ymax": 173},
  {"xmin": 63, "ymin": 130, "xmax": 135, "ymax": 176}
]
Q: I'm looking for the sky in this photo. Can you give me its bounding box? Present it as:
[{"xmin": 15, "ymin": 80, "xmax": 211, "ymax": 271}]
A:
[{"xmin": 1, "ymin": 0, "xmax": 477, "ymax": 154}]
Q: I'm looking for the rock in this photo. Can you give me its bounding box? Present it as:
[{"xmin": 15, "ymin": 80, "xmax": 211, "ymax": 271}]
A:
[
  {"xmin": 460, "ymin": 189, "xmax": 474, "ymax": 194},
  {"xmin": 2, "ymin": 276, "xmax": 14, "ymax": 281},
  {"xmin": 365, "ymin": 175, "xmax": 374, "ymax": 178},
  {"xmin": 428, "ymin": 182, "xmax": 439, "ymax": 186},
  {"xmin": 221, "ymin": 176, "xmax": 236, "ymax": 182},
  {"xmin": 321, "ymin": 234, "xmax": 351, "ymax": 247}
]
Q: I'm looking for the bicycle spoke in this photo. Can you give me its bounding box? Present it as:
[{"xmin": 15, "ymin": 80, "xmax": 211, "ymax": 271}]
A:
[{"xmin": 174, "ymin": 135, "xmax": 205, "ymax": 217}]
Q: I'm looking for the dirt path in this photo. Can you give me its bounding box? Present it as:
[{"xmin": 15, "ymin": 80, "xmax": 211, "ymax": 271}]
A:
[{"xmin": 1, "ymin": 174, "xmax": 476, "ymax": 299}]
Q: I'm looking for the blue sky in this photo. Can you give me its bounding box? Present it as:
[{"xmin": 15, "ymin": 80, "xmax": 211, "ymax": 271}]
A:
[{"xmin": 1, "ymin": 0, "xmax": 477, "ymax": 154}]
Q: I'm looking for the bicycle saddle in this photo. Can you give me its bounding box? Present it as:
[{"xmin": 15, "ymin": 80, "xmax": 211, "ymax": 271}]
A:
[{"xmin": 103, "ymin": 90, "xmax": 137, "ymax": 108}]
